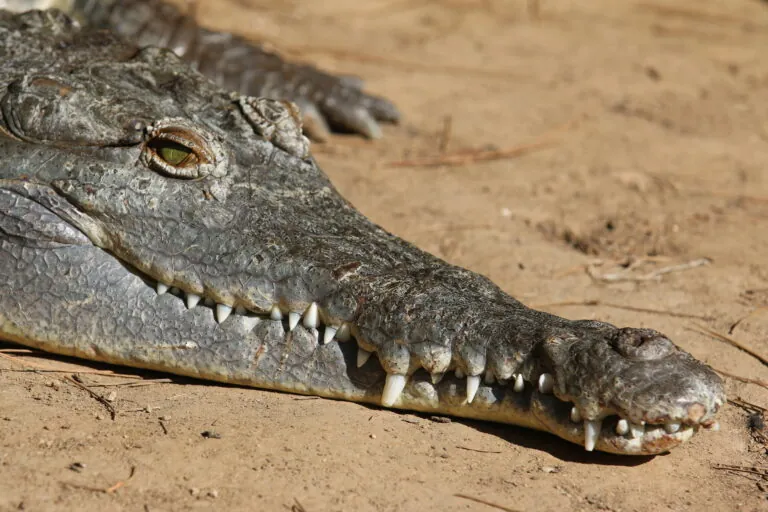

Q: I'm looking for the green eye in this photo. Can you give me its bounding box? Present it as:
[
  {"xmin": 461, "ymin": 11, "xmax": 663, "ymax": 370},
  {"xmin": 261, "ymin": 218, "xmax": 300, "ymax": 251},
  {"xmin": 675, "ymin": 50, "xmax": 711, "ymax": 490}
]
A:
[
  {"xmin": 142, "ymin": 124, "xmax": 215, "ymax": 179},
  {"xmin": 157, "ymin": 141, "xmax": 194, "ymax": 166}
]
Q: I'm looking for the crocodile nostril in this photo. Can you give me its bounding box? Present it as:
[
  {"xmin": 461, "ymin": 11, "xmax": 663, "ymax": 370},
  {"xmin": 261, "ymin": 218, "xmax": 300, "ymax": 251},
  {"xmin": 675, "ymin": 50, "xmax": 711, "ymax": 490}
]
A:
[{"xmin": 612, "ymin": 328, "xmax": 675, "ymax": 360}]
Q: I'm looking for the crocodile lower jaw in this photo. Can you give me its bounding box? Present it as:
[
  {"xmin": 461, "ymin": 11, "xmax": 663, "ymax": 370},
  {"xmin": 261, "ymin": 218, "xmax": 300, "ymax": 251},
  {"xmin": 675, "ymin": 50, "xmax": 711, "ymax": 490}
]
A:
[{"xmin": 108, "ymin": 275, "xmax": 716, "ymax": 455}]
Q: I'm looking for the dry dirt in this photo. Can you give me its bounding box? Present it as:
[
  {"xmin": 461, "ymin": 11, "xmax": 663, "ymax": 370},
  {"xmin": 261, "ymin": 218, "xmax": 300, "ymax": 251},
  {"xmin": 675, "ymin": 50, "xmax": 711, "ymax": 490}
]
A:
[{"xmin": 2, "ymin": 0, "xmax": 768, "ymax": 510}]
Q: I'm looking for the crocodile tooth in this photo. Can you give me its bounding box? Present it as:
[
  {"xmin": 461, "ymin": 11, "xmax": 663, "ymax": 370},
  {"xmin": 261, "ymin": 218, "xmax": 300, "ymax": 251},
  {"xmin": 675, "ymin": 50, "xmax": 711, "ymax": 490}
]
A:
[
  {"xmin": 216, "ymin": 304, "xmax": 232, "ymax": 323},
  {"xmin": 664, "ymin": 422, "xmax": 681, "ymax": 434},
  {"xmin": 186, "ymin": 293, "xmax": 201, "ymax": 309},
  {"xmin": 323, "ymin": 326, "xmax": 338, "ymax": 344},
  {"xmin": 616, "ymin": 419, "xmax": 629, "ymax": 436},
  {"xmin": 584, "ymin": 419, "xmax": 603, "ymax": 451},
  {"xmin": 357, "ymin": 348, "xmax": 373, "ymax": 368},
  {"xmin": 242, "ymin": 316, "xmax": 261, "ymax": 330},
  {"xmin": 288, "ymin": 311, "xmax": 301, "ymax": 331},
  {"xmin": 303, "ymin": 302, "xmax": 319, "ymax": 329},
  {"xmin": 538, "ymin": 373, "xmax": 554, "ymax": 394},
  {"xmin": 466, "ymin": 375, "xmax": 481, "ymax": 404},
  {"xmin": 431, "ymin": 372, "xmax": 445, "ymax": 385},
  {"xmin": 484, "ymin": 372, "xmax": 495, "ymax": 385},
  {"xmin": 381, "ymin": 374, "xmax": 406, "ymax": 407},
  {"xmin": 629, "ymin": 422, "xmax": 645, "ymax": 439},
  {"xmin": 335, "ymin": 323, "xmax": 351, "ymax": 341},
  {"xmin": 455, "ymin": 368, "xmax": 465, "ymax": 379},
  {"xmin": 235, "ymin": 305, "xmax": 247, "ymax": 315},
  {"xmin": 570, "ymin": 407, "xmax": 582, "ymax": 423},
  {"xmin": 513, "ymin": 374, "xmax": 525, "ymax": 392},
  {"xmin": 269, "ymin": 305, "xmax": 283, "ymax": 320},
  {"xmin": 156, "ymin": 282, "xmax": 169, "ymax": 295}
]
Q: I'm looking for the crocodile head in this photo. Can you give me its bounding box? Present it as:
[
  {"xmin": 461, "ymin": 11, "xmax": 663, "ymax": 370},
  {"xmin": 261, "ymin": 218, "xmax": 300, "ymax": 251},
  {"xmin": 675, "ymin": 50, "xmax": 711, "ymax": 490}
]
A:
[{"xmin": 0, "ymin": 10, "xmax": 724, "ymax": 455}]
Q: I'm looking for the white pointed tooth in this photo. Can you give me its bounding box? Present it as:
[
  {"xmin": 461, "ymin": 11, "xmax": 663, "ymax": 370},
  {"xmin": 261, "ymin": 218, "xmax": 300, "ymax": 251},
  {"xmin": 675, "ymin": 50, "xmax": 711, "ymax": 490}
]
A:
[
  {"xmin": 242, "ymin": 316, "xmax": 261, "ymax": 330},
  {"xmin": 454, "ymin": 368, "xmax": 465, "ymax": 379},
  {"xmin": 323, "ymin": 326, "xmax": 338, "ymax": 344},
  {"xmin": 357, "ymin": 348, "xmax": 372, "ymax": 368},
  {"xmin": 381, "ymin": 374, "xmax": 407, "ymax": 407},
  {"xmin": 616, "ymin": 419, "xmax": 629, "ymax": 436},
  {"xmin": 484, "ymin": 373, "xmax": 495, "ymax": 385},
  {"xmin": 186, "ymin": 293, "xmax": 201, "ymax": 309},
  {"xmin": 336, "ymin": 323, "xmax": 351, "ymax": 341},
  {"xmin": 584, "ymin": 419, "xmax": 603, "ymax": 451},
  {"xmin": 664, "ymin": 422, "xmax": 681, "ymax": 434},
  {"xmin": 629, "ymin": 423, "xmax": 645, "ymax": 439},
  {"xmin": 538, "ymin": 373, "xmax": 554, "ymax": 394},
  {"xmin": 570, "ymin": 407, "xmax": 582, "ymax": 423},
  {"xmin": 513, "ymin": 374, "xmax": 525, "ymax": 393},
  {"xmin": 269, "ymin": 305, "xmax": 283, "ymax": 320},
  {"xmin": 431, "ymin": 372, "xmax": 445, "ymax": 385},
  {"xmin": 216, "ymin": 304, "xmax": 232, "ymax": 323},
  {"xmin": 156, "ymin": 282, "xmax": 169, "ymax": 295},
  {"xmin": 235, "ymin": 306, "xmax": 247, "ymax": 315},
  {"xmin": 288, "ymin": 311, "xmax": 301, "ymax": 331},
  {"xmin": 466, "ymin": 375, "xmax": 481, "ymax": 404},
  {"xmin": 303, "ymin": 302, "xmax": 319, "ymax": 329}
]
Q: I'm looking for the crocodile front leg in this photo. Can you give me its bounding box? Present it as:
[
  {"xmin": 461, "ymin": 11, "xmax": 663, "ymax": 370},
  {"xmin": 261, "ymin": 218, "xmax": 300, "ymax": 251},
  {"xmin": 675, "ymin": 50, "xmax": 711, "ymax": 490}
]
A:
[{"xmin": 5, "ymin": 0, "xmax": 400, "ymax": 139}]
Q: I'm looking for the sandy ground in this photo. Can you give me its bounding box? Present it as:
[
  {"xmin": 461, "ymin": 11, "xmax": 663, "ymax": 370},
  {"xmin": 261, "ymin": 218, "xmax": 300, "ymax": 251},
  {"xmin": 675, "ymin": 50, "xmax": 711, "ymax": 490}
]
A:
[{"xmin": 2, "ymin": 0, "xmax": 768, "ymax": 510}]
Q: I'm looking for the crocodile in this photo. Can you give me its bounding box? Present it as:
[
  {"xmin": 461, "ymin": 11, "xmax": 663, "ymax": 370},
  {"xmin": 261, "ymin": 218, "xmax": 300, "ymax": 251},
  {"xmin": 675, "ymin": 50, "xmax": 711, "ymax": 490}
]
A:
[
  {"xmin": 1, "ymin": 0, "xmax": 400, "ymax": 140},
  {"xmin": 0, "ymin": 8, "xmax": 724, "ymax": 455}
]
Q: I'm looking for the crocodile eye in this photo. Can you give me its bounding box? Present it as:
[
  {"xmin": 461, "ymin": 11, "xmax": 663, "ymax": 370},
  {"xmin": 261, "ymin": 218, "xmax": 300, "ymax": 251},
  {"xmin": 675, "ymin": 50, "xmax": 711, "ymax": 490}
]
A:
[
  {"xmin": 152, "ymin": 140, "xmax": 197, "ymax": 167},
  {"xmin": 141, "ymin": 119, "xmax": 226, "ymax": 179}
]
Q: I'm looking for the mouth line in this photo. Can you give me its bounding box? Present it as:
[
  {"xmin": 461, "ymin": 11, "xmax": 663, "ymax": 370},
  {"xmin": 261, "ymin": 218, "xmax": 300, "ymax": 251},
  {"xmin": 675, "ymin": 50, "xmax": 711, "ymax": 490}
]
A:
[
  {"xmin": 530, "ymin": 389, "xmax": 719, "ymax": 454},
  {"xmin": 118, "ymin": 264, "xmax": 717, "ymax": 454}
]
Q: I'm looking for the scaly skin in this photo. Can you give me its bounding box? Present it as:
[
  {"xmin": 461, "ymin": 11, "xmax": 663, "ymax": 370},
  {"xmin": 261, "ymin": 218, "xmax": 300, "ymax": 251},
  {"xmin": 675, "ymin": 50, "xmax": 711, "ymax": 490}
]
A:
[
  {"xmin": 0, "ymin": 0, "xmax": 400, "ymax": 140},
  {"xmin": 0, "ymin": 9, "xmax": 724, "ymax": 455}
]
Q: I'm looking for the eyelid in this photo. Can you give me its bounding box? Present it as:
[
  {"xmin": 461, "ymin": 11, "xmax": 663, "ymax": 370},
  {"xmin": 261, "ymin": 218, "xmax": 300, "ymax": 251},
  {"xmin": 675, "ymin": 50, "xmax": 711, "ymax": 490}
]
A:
[{"xmin": 140, "ymin": 118, "xmax": 227, "ymax": 179}]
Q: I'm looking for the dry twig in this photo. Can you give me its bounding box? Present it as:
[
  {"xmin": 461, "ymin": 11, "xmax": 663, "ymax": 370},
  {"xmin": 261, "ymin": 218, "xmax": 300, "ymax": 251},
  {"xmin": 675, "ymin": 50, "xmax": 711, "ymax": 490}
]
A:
[
  {"xmin": 713, "ymin": 368, "xmax": 768, "ymax": 391},
  {"xmin": 0, "ymin": 350, "xmax": 141, "ymax": 378},
  {"xmin": 689, "ymin": 324, "xmax": 768, "ymax": 366},
  {"xmin": 63, "ymin": 375, "xmax": 117, "ymax": 420},
  {"xmin": 587, "ymin": 258, "xmax": 710, "ymax": 282},
  {"xmin": 728, "ymin": 397, "xmax": 767, "ymax": 413},
  {"xmin": 63, "ymin": 466, "xmax": 137, "ymax": 493},
  {"xmin": 712, "ymin": 464, "xmax": 768, "ymax": 478},
  {"xmin": 531, "ymin": 299, "xmax": 711, "ymax": 320},
  {"xmin": 387, "ymin": 138, "xmax": 557, "ymax": 168},
  {"xmin": 86, "ymin": 378, "xmax": 173, "ymax": 388},
  {"xmin": 729, "ymin": 306, "xmax": 768, "ymax": 334},
  {"xmin": 456, "ymin": 445, "xmax": 502, "ymax": 454},
  {"xmin": 454, "ymin": 493, "xmax": 522, "ymax": 512}
]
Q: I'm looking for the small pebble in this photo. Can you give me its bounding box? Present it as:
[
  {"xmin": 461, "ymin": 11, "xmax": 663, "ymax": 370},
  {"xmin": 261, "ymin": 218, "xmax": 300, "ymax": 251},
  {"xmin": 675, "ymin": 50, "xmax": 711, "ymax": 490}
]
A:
[{"xmin": 68, "ymin": 462, "xmax": 86, "ymax": 472}]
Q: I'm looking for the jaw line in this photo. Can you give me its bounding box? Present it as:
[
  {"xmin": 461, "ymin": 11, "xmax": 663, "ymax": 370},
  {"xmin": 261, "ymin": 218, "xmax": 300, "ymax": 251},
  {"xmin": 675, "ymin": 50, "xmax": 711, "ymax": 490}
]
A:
[{"xmin": 530, "ymin": 391, "xmax": 696, "ymax": 455}]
